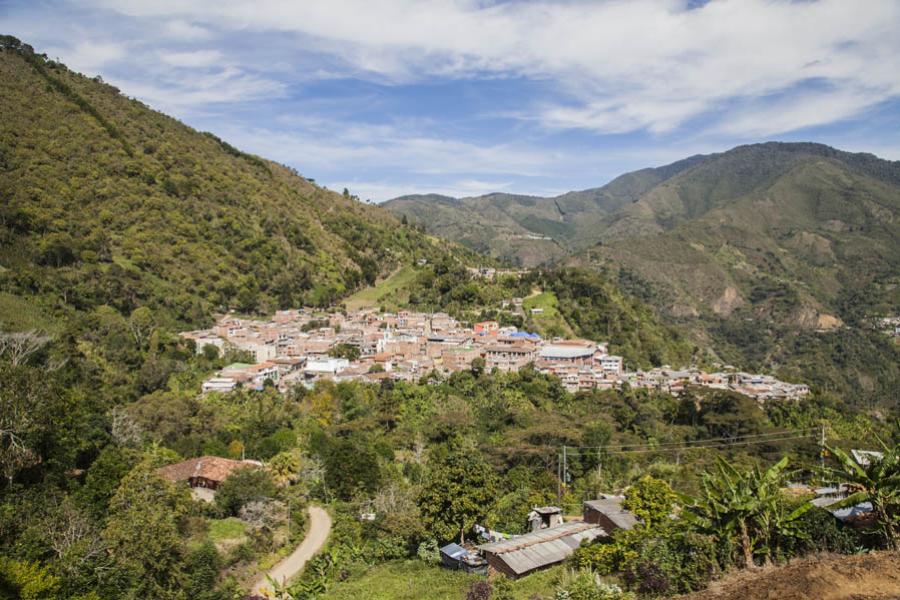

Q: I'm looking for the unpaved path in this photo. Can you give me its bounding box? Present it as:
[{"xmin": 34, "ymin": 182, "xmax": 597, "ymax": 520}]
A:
[{"xmin": 251, "ymin": 505, "xmax": 332, "ymax": 597}]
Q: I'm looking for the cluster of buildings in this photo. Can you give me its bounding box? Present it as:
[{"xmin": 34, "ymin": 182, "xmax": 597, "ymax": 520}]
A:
[
  {"xmin": 182, "ymin": 308, "xmax": 808, "ymax": 401},
  {"xmin": 441, "ymin": 496, "xmax": 636, "ymax": 579}
]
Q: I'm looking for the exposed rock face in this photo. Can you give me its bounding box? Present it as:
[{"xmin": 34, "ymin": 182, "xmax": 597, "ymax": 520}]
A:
[
  {"xmin": 816, "ymin": 313, "xmax": 844, "ymax": 331},
  {"xmin": 712, "ymin": 286, "xmax": 743, "ymax": 317}
]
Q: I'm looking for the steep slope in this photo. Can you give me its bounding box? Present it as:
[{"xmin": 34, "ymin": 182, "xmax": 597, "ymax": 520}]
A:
[
  {"xmin": 581, "ymin": 143, "xmax": 900, "ymax": 320},
  {"xmin": 383, "ymin": 155, "xmax": 705, "ymax": 265},
  {"xmin": 0, "ymin": 37, "xmax": 456, "ymax": 330},
  {"xmin": 577, "ymin": 144, "xmax": 900, "ymax": 405}
]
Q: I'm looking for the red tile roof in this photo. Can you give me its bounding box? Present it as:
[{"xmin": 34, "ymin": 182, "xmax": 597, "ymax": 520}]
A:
[{"xmin": 157, "ymin": 456, "xmax": 255, "ymax": 484}]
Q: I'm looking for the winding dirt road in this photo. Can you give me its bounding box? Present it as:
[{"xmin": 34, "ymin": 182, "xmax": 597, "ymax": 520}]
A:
[{"xmin": 251, "ymin": 505, "xmax": 332, "ymax": 598}]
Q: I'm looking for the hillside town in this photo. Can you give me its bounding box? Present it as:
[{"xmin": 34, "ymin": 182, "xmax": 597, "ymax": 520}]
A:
[{"xmin": 182, "ymin": 308, "xmax": 810, "ymax": 401}]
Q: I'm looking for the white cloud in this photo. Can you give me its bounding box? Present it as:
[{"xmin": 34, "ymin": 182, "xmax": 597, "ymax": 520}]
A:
[
  {"xmin": 158, "ymin": 49, "xmax": 223, "ymax": 68},
  {"xmin": 209, "ymin": 118, "xmax": 555, "ymax": 179},
  {"xmin": 108, "ymin": 67, "xmax": 286, "ymax": 113},
  {"xmin": 714, "ymin": 88, "xmax": 883, "ymax": 138},
  {"xmin": 81, "ymin": 0, "xmax": 900, "ymax": 135},
  {"xmin": 162, "ymin": 19, "xmax": 213, "ymax": 40},
  {"xmin": 44, "ymin": 40, "xmax": 125, "ymax": 75}
]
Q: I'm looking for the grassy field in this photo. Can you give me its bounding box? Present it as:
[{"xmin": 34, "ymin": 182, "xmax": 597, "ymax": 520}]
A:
[
  {"xmin": 325, "ymin": 560, "xmax": 563, "ymax": 600},
  {"xmin": 523, "ymin": 290, "xmax": 573, "ymax": 338},
  {"xmin": 344, "ymin": 264, "xmax": 420, "ymax": 311},
  {"xmin": 207, "ymin": 517, "xmax": 246, "ymax": 543}
]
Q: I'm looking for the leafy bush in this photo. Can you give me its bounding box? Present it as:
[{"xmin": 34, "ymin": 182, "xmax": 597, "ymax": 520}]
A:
[{"xmin": 215, "ymin": 467, "xmax": 277, "ymax": 516}]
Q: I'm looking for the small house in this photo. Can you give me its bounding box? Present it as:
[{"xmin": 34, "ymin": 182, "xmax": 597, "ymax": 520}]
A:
[
  {"xmin": 157, "ymin": 456, "xmax": 262, "ymax": 501},
  {"xmin": 477, "ymin": 521, "xmax": 604, "ymax": 579}
]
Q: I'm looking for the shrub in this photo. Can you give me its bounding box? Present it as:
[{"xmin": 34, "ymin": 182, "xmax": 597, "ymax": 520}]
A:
[
  {"xmin": 215, "ymin": 467, "xmax": 277, "ymax": 516},
  {"xmin": 466, "ymin": 580, "xmax": 492, "ymax": 600}
]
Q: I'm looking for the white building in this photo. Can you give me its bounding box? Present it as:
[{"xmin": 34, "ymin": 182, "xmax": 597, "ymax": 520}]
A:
[{"xmin": 305, "ymin": 358, "xmax": 350, "ymax": 375}]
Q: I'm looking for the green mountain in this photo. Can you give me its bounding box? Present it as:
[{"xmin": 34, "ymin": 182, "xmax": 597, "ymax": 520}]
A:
[
  {"xmin": 0, "ymin": 35, "xmax": 693, "ymax": 374},
  {"xmin": 0, "ymin": 36, "xmax": 459, "ymax": 332},
  {"xmin": 384, "ymin": 154, "xmax": 706, "ymax": 265},
  {"xmin": 578, "ymin": 143, "xmax": 900, "ymax": 317}
]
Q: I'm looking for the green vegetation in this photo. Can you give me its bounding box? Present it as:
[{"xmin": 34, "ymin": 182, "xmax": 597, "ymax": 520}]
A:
[
  {"xmin": 323, "ymin": 560, "xmax": 563, "ymax": 600},
  {"xmin": 522, "ymin": 290, "xmax": 573, "ymax": 338},
  {"xmin": 0, "ymin": 36, "xmax": 470, "ymax": 330},
  {"xmin": 344, "ymin": 264, "xmax": 421, "ymax": 311},
  {"xmin": 0, "ymin": 36, "xmax": 898, "ymax": 600},
  {"xmin": 207, "ymin": 518, "xmax": 247, "ymax": 543}
]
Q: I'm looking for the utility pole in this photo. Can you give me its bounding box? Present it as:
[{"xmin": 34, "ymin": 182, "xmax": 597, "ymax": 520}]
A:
[
  {"xmin": 557, "ymin": 452, "xmax": 562, "ymax": 505},
  {"xmin": 820, "ymin": 424, "xmax": 826, "ymax": 472},
  {"xmin": 562, "ymin": 445, "xmax": 568, "ymax": 497},
  {"xmin": 597, "ymin": 446, "xmax": 603, "ymax": 498}
]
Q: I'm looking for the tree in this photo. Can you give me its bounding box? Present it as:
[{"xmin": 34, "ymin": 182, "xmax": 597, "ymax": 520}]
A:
[
  {"xmin": 78, "ymin": 445, "xmax": 141, "ymax": 518},
  {"xmin": 215, "ymin": 467, "xmax": 277, "ymax": 516},
  {"xmin": 184, "ymin": 541, "xmax": 222, "ymax": 600},
  {"xmin": 323, "ymin": 436, "xmax": 381, "ymax": 500},
  {"xmin": 470, "ymin": 357, "xmax": 485, "ymax": 377},
  {"xmin": 269, "ymin": 449, "xmax": 302, "ymax": 487},
  {"xmin": 127, "ymin": 307, "xmax": 154, "ymax": 348},
  {"xmin": 102, "ymin": 460, "xmax": 189, "ymax": 598},
  {"xmin": 0, "ymin": 330, "xmax": 51, "ymax": 366},
  {"xmin": 0, "ymin": 364, "xmax": 50, "ymax": 485},
  {"xmin": 623, "ymin": 476, "xmax": 678, "ymax": 529},
  {"xmin": 0, "ymin": 557, "xmax": 60, "ymax": 599},
  {"xmin": 418, "ymin": 447, "xmax": 498, "ymax": 543},
  {"xmin": 328, "ymin": 343, "xmax": 360, "ymax": 361},
  {"xmin": 826, "ymin": 441, "xmax": 900, "ymax": 550}
]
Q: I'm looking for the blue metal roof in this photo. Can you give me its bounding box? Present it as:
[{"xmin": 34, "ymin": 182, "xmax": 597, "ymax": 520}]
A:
[{"xmin": 440, "ymin": 543, "xmax": 469, "ymax": 559}]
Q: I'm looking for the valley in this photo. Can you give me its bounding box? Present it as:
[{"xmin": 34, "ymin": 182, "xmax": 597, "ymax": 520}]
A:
[{"xmin": 0, "ymin": 33, "xmax": 898, "ymax": 600}]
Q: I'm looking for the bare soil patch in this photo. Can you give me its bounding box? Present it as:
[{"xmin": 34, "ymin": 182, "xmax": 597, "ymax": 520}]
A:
[{"xmin": 676, "ymin": 552, "xmax": 900, "ymax": 600}]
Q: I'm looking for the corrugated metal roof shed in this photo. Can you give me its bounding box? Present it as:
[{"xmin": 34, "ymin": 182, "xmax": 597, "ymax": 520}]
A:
[
  {"xmin": 583, "ymin": 498, "xmax": 638, "ymax": 530},
  {"xmin": 477, "ymin": 521, "xmax": 604, "ymax": 577}
]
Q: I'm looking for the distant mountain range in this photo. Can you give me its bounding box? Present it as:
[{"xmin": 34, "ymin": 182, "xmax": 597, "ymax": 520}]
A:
[{"xmin": 386, "ymin": 142, "xmax": 900, "ymax": 327}]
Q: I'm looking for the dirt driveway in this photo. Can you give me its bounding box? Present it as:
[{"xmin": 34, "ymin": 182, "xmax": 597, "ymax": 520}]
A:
[{"xmin": 251, "ymin": 505, "xmax": 332, "ymax": 597}]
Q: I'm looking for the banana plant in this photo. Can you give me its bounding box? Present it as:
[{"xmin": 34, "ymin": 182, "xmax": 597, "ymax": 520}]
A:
[
  {"xmin": 825, "ymin": 440, "xmax": 900, "ymax": 551},
  {"xmin": 695, "ymin": 456, "xmax": 800, "ymax": 567}
]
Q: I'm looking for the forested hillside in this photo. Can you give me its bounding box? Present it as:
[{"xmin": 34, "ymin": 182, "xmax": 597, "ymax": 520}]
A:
[{"xmin": 0, "ymin": 36, "xmax": 460, "ymax": 333}]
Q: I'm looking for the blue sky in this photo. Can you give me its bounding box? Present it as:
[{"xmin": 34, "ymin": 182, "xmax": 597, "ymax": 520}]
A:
[{"xmin": 3, "ymin": 0, "xmax": 900, "ymax": 201}]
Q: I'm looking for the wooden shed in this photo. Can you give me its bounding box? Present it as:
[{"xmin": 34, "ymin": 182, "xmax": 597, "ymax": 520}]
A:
[
  {"xmin": 476, "ymin": 521, "xmax": 604, "ymax": 579},
  {"xmin": 583, "ymin": 497, "xmax": 638, "ymax": 532}
]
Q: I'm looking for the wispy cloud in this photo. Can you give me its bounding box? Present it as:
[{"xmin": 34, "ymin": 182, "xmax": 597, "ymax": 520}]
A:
[{"xmin": 77, "ymin": 0, "xmax": 900, "ymax": 135}]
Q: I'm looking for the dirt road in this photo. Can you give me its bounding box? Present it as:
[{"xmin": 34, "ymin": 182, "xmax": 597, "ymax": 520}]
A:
[{"xmin": 251, "ymin": 505, "xmax": 332, "ymax": 597}]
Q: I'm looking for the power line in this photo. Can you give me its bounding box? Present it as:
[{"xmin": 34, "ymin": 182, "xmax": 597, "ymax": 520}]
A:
[
  {"xmin": 567, "ymin": 428, "xmax": 819, "ymax": 452},
  {"xmin": 564, "ymin": 433, "xmax": 815, "ymax": 456}
]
